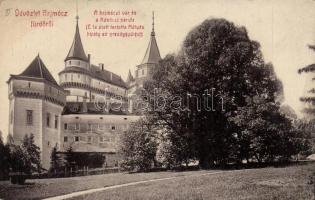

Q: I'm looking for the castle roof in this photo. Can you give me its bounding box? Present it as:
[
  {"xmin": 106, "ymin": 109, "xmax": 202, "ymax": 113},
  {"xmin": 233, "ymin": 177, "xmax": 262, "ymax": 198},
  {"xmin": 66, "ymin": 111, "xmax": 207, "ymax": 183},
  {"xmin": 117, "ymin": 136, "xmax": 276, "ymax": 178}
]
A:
[
  {"xmin": 140, "ymin": 12, "xmax": 161, "ymax": 64},
  {"xmin": 65, "ymin": 18, "xmax": 88, "ymax": 62},
  {"xmin": 59, "ymin": 65, "xmax": 127, "ymax": 88},
  {"xmin": 11, "ymin": 55, "xmax": 59, "ymax": 88}
]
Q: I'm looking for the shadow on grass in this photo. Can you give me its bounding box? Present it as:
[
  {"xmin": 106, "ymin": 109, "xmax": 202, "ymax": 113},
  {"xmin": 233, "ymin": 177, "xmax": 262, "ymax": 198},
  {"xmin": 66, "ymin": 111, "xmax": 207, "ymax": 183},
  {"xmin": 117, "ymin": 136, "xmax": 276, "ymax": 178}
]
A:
[{"xmin": 128, "ymin": 160, "xmax": 315, "ymax": 174}]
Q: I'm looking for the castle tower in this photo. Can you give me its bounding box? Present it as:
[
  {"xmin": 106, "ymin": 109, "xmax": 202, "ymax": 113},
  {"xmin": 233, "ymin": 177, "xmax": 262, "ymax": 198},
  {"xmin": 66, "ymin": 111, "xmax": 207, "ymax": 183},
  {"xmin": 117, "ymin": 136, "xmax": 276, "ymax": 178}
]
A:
[
  {"xmin": 59, "ymin": 16, "xmax": 92, "ymax": 103},
  {"xmin": 7, "ymin": 55, "xmax": 67, "ymax": 169},
  {"xmin": 134, "ymin": 11, "xmax": 161, "ymax": 87}
]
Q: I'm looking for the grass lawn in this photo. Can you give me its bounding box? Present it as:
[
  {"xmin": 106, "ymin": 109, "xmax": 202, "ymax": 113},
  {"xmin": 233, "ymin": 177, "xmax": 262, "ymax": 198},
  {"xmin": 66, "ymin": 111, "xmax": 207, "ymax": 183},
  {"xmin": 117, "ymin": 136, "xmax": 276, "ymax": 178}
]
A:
[{"xmin": 0, "ymin": 163, "xmax": 314, "ymax": 200}]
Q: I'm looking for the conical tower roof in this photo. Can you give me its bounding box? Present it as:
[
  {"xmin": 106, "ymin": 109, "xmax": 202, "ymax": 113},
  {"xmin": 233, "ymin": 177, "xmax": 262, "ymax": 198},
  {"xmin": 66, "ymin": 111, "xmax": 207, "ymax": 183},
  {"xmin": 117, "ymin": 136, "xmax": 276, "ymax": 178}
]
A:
[
  {"xmin": 126, "ymin": 69, "xmax": 134, "ymax": 82},
  {"xmin": 18, "ymin": 54, "xmax": 59, "ymax": 87},
  {"xmin": 65, "ymin": 17, "xmax": 88, "ymax": 62},
  {"xmin": 141, "ymin": 12, "xmax": 161, "ymax": 64}
]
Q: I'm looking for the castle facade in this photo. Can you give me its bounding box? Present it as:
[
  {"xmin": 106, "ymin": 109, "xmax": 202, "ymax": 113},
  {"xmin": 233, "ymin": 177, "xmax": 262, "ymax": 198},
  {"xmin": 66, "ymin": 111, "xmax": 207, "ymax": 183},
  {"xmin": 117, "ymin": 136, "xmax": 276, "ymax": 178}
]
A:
[{"xmin": 7, "ymin": 14, "xmax": 161, "ymax": 169}]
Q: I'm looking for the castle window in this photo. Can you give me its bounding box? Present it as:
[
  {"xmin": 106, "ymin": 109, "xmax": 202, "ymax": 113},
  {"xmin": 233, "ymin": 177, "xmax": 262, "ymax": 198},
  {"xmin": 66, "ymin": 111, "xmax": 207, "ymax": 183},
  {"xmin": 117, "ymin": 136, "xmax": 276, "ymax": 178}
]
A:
[
  {"xmin": 55, "ymin": 115, "xmax": 58, "ymax": 129},
  {"xmin": 64, "ymin": 123, "xmax": 68, "ymax": 130},
  {"xmin": 87, "ymin": 136, "xmax": 92, "ymax": 143},
  {"xmin": 64, "ymin": 136, "xmax": 68, "ymax": 142},
  {"xmin": 111, "ymin": 125, "xmax": 115, "ymax": 130},
  {"xmin": 75, "ymin": 136, "xmax": 79, "ymax": 142},
  {"xmin": 46, "ymin": 113, "xmax": 51, "ymax": 127},
  {"xmin": 28, "ymin": 82, "xmax": 31, "ymax": 88},
  {"xmin": 26, "ymin": 110, "xmax": 33, "ymax": 125}
]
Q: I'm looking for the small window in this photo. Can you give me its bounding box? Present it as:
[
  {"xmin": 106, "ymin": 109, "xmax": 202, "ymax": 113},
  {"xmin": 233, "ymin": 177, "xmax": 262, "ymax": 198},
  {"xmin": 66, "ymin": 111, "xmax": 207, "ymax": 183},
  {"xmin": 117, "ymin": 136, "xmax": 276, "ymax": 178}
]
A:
[
  {"xmin": 71, "ymin": 74, "xmax": 73, "ymax": 81},
  {"xmin": 69, "ymin": 61, "xmax": 72, "ymax": 65},
  {"xmin": 99, "ymin": 136, "xmax": 103, "ymax": 142},
  {"xmin": 78, "ymin": 61, "xmax": 80, "ymax": 65},
  {"xmin": 65, "ymin": 74, "xmax": 67, "ymax": 80},
  {"xmin": 111, "ymin": 126, "xmax": 115, "ymax": 130},
  {"xmin": 64, "ymin": 123, "xmax": 68, "ymax": 130},
  {"xmin": 46, "ymin": 113, "xmax": 50, "ymax": 127},
  {"xmin": 88, "ymin": 123, "xmax": 92, "ymax": 131},
  {"xmin": 75, "ymin": 136, "xmax": 79, "ymax": 142},
  {"xmin": 47, "ymin": 141, "xmax": 50, "ymax": 146},
  {"xmin": 28, "ymin": 82, "xmax": 31, "ymax": 88},
  {"xmin": 142, "ymin": 69, "xmax": 144, "ymax": 75},
  {"xmin": 78, "ymin": 74, "xmax": 80, "ymax": 78},
  {"xmin": 75, "ymin": 123, "xmax": 79, "ymax": 130},
  {"xmin": 26, "ymin": 110, "xmax": 33, "ymax": 125},
  {"xmin": 55, "ymin": 115, "xmax": 58, "ymax": 129},
  {"xmin": 49, "ymin": 87, "xmax": 52, "ymax": 93},
  {"xmin": 87, "ymin": 136, "xmax": 92, "ymax": 143},
  {"xmin": 64, "ymin": 136, "xmax": 68, "ymax": 142}
]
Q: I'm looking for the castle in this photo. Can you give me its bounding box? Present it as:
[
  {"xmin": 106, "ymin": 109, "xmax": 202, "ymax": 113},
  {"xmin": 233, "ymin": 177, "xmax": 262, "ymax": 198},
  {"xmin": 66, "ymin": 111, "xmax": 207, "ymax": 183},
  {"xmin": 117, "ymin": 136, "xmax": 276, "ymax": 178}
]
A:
[{"xmin": 7, "ymin": 13, "xmax": 161, "ymax": 169}]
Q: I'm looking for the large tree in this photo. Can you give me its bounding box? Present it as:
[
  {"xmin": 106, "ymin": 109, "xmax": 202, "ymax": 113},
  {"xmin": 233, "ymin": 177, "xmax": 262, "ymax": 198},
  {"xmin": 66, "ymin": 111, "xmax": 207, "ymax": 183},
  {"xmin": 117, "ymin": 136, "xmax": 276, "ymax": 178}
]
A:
[
  {"xmin": 119, "ymin": 117, "xmax": 158, "ymax": 171},
  {"xmin": 144, "ymin": 18, "xmax": 301, "ymax": 168}
]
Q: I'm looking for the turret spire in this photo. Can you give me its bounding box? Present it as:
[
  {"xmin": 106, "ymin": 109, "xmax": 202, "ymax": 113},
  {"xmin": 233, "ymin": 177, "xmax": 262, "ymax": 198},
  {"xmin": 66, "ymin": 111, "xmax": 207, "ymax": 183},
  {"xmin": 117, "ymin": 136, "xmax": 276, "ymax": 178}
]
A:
[
  {"xmin": 141, "ymin": 11, "xmax": 161, "ymax": 64},
  {"xmin": 65, "ymin": 3, "xmax": 88, "ymax": 62},
  {"xmin": 151, "ymin": 11, "xmax": 155, "ymax": 36}
]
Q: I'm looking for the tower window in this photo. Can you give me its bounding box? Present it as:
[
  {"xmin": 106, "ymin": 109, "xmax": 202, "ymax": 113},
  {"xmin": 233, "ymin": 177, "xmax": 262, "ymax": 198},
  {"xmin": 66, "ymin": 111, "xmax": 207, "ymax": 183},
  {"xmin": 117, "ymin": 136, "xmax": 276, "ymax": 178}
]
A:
[
  {"xmin": 75, "ymin": 136, "xmax": 79, "ymax": 142},
  {"xmin": 78, "ymin": 61, "xmax": 80, "ymax": 65},
  {"xmin": 55, "ymin": 115, "xmax": 58, "ymax": 129},
  {"xmin": 64, "ymin": 123, "xmax": 68, "ymax": 130},
  {"xmin": 26, "ymin": 110, "xmax": 33, "ymax": 125},
  {"xmin": 78, "ymin": 74, "xmax": 80, "ymax": 78},
  {"xmin": 65, "ymin": 74, "xmax": 67, "ymax": 81},
  {"xmin": 142, "ymin": 69, "xmax": 144, "ymax": 75},
  {"xmin": 46, "ymin": 112, "xmax": 51, "ymax": 127},
  {"xmin": 64, "ymin": 136, "xmax": 68, "ymax": 142},
  {"xmin": 87, "ymin": 136, "xmax": 92, "ymax": 143},
  {"xmin": 111, "ymin": 126, "xmax": 115, "ymax": 130},
  {"xmin": 28, "ymin": 82, "xmax": 31, "ymax": 88},
  {"xmin": 71, "ymin": 74, "xmax": 73, "ymax": 81},
  {"xmin": 69, "ymin": 61, "xmax": 71, "ymax": 65}
]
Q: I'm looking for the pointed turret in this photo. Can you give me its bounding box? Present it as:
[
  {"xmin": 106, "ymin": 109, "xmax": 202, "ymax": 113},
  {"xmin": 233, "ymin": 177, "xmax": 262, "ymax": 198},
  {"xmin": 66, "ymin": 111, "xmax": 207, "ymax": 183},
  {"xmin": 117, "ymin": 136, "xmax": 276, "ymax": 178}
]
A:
[
  {"xmin": 18, "ymin": 54, "xmax": 59, "ymax": 87},
  {"xmin": 65, "ymin": 16, "xmax": 88, "ymax": 62},
  {"xmin": 141, "ymin": 11, "xmax": 161, "ymax": 64},
  {"xmin": 126, "ymin": 69, "xmax": 134, "ymax": 83}
]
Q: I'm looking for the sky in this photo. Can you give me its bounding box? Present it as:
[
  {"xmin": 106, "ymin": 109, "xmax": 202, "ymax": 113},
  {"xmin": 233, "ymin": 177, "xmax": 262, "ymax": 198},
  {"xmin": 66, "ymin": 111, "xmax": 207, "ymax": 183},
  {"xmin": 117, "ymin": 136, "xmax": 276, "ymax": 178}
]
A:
[{"xmin": 0, "ymin": 0, "xmax": 314, "ymax": 139}]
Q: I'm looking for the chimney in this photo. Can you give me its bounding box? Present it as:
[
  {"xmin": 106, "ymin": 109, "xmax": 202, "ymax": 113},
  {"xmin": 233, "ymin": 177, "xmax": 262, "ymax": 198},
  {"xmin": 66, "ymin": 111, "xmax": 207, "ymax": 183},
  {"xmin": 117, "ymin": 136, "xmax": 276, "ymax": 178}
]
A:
[{"xmin": 99, "ymin": 63, "xmax": 104, "ymax": 71}]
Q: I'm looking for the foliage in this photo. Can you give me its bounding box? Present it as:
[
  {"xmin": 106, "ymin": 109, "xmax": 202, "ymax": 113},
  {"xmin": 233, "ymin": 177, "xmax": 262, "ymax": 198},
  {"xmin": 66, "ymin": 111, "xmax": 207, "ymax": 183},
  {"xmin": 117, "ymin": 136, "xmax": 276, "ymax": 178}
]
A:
[
  {"xmin": 8, "ymin": 134, "xmax": 42, "ymax": 174},
  {"xmin": 0, "ymin": 132, "xmax": 10, "ymax": 179},
  {"xmin": 64, "ymin": 146, "xmax": 76, "ymax": 169},
  {"xmin": 49, "ymin": 144, "xmax": 63, "ymax": 173},
  {"xmin": 119, "ymin": 117, "xmax": 158, "ymax": 171},
  {"xmin": 141, "ymin": 18, "xmax": 308, "ymax": 168}
]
